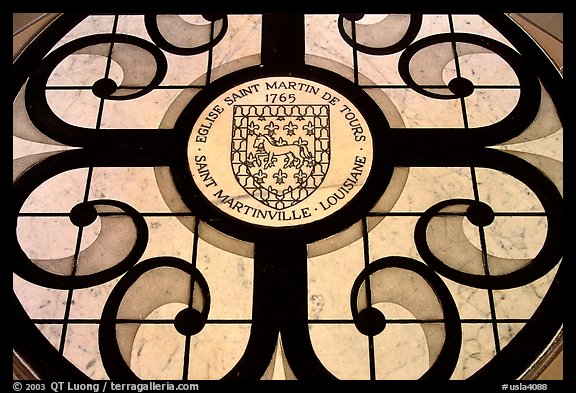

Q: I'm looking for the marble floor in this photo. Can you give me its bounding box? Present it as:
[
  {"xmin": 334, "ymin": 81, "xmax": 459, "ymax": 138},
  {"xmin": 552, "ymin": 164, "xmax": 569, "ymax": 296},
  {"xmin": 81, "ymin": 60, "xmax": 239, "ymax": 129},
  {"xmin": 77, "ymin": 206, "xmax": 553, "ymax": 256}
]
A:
[{"xmin": 13, "ymin": 13, "xmax": 564, "ymax": 382}]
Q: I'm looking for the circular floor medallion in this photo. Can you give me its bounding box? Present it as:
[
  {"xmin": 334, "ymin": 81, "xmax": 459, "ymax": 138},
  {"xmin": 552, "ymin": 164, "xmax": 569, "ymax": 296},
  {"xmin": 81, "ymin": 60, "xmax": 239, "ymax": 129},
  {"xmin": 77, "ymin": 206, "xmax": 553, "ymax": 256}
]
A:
[
  {"xmin": 13, "ymin": 12, "xmax": 565, "ymax": 382},
  {"xmin": 187, "ymin": 76, "xmax": 373, "ymax": 228}
]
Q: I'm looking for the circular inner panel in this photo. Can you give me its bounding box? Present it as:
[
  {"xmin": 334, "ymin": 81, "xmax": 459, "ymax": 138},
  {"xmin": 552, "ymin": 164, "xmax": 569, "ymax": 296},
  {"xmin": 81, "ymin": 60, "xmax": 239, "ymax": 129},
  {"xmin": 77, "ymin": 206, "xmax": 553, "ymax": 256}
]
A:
[{"xmin": 187, "ymin": 76, "xmax": 374, "ymax": 227}]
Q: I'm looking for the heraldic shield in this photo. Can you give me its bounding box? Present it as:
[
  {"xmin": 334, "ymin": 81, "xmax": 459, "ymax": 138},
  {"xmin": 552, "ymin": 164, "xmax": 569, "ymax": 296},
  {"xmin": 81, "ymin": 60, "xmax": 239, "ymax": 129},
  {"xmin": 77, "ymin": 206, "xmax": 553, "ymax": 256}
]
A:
[{"xmin": 231, "ymin": 104, "xmax": 330, "ymax": 210}]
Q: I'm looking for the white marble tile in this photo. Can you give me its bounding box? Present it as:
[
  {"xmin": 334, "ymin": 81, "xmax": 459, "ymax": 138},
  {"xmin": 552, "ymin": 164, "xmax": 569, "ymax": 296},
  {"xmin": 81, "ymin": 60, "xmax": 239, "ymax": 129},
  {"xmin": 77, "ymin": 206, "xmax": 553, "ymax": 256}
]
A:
[
  {"xmin": 115, "ymin": 15, "xmax": 149, "ymax": 41},
  {"xmin": 451, "ymin": 15, "xmax": 514, "ymax": 47},
  {"xmin": 305, "ymin": 15, "xmax": 354, "ymax": 70},
  {"xmin": 140, "ymin": 216, "xmax": 195, "ymax": 261},
  {"xmin": 357, "ymin": 52, "xmax": 405, "ymax": 86},
  {"xmin": 390, "ymin": 167, "xmax": 475, "ymax": 212},
  {"xmin": 36, "ymin": 324, "xmax": 64, "ymax": 350},
  {"xmin": 414, "ymin": 14, "xmax": 452, "ymax": 40},
  {"xmin": 482, "ymin": 216, "xmax": 548, "ymax": 259},
  {"xmin": 475, "ymin": 168, "xmax": 545, "ymax": 212},
  {"xmin": 493, "ymin": 264, "xmax": 560, "ymax": 319},
  {"xmin": 195, "ymin": 236, "xmax": 254, "ymax": 320},
  {"xmin": 19, "ymin": 168, "xmax": 89, "ymax": 213},
  {"xmin": 441, "ymin": 278, "xmax": 492, "ymax": 319},
  {"xmin": 130, "ymin": 304, "xmax": 251, "ymax": 380},
  {"xmin": 307, "ymin": 237, "xmax": 365, "ymax": 320},
  {"xmin": 13, "ymin": 275, "xmax": 68, "ymax": 319},
  {"xmin": 425, "ymin": 211, "xmax": 486, "ymax": 276},
  {"xmin": 17, "ymin": 216, "xmax": 81, "ymax": 261},
  {"xmin": 445, "ymin": 52, "xmax": 519, "ymax": 86},
  {"xmin": 131, "ymin": 322, "xmax": 187, "ymax": 380},
  {"xmin": 88, "ymin": 167, "xmax": 173, "ymax": 213},
  {"xmin": 50, "ymin": 15, "xmax": 116, "ymax": 52},
  {"xmin": 63, "ymin": 324, "xmax": 108, "ymax": 379},
  {"xmin": 45, "ymin": 89, "xmax": 101, "ymax": 128},
  {"xmin": 461, "ymin": 214, "xmax": 548, "ymax": 261},
  {"xmin": 68, "ymin": 279, "xmax": 120, "ymax": 319},
  {"xmin": 367, "ymin": 216, "xmax": 421, "ymax": 261},
  {"xmin": 163, "ymin": 52, "xmax": 209, "ymax": 86},
  {"xmin": 373, "ymin": 319, "xmax": 430, "ymax": 380},
  {"xmin": 186, "ymin": 324, "xmax": 251, "ymax": 380},
  {"xmin": 309, "ymin": 324, "xmax": 370, "ymax": 380},
  {"xmin": 126, "ymin": 303, "xmax": 186, "ymax": 379},
  {"xmin": 47, "ymin": 51, "xmax": 122, "ymax": 87},
  {"xmin": 379, "ymin": 88, "xmax": 465, "ymax": 128},
  {"xmin": 99, "ymin": 89, "xmax": 183, "ymax": 129},
  {"xmin": 212, "ymin": 15, "xmax": 262, "ymax": 69},
  {"xmin": 451, "ymin": 323, "xmax": 496, "ymax": 379},
  {"xmin": 464, "ymin": 88, "xmax": 521, "ymax": 128},
  {"xmin": 497, "ymin": 323, "xmax": 525, "ymax": 349}
]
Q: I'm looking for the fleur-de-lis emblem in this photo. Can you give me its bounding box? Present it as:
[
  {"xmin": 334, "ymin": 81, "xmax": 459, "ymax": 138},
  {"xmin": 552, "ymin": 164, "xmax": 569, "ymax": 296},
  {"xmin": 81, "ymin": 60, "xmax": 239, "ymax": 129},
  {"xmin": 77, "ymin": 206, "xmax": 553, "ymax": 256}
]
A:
[
  {"xmin": 246, "ymin": 153, "xmax": 258, "ymax": 168},
  {"xmin": 283, "ymin": 121, "xmax": 298, "ymax": 136},
  {"xmin": 273, "ymin": 169, "xmax": 287, "ymax": 184},
  {"xmin": 247, "ymin": 121, "xmax": 260, "ymax": 136},
  {"xmin": 294, "ymin": 169, "xmax": 307, "ymax": 184},
  {"xmin": 303, "ymin": 120, "xmax": 315, "ymax": 136},
  {"xmin": 294, "ymin": 137, "xmax": 308, "ymax": 147},
  {"xmin": 265, "ymin": 121, "xmax": 279, "ymax": 137},
  {"xmin": 253, "ymin": 169, "xmax": 268, "ymax": 184}
]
